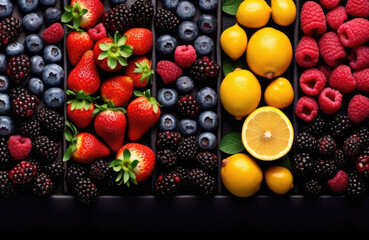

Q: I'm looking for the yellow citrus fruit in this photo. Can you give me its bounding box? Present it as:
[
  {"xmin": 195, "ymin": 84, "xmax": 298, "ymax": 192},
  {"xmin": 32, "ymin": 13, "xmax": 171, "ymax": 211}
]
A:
[
  {"xmin": 221, "ymin": 153, "xmax": 263, "ymax": 197},
  {"xmin": 271, "ymin": 0, "xmax": 296, "ymax": 26},
  {"xmin": 264, "ymin": 77, "xmax": 294, "ymax": 109},
  {"xmin": 236, "ymin": 0, "xmax": 271, "ymax": 28},
  {"xmin": 264, "ymin": 166, "xmax": 294, "ymax": 194},
  {"xmin": 246, "ymin": 27, "xmax": 293, "ymax": 79},
  {"xmin": 241, "ymin": 106, "xmax": 294, "ymax": 161},
  {"xmin": 220, "ymin": 69, "xmax": 261, "ymax": 120},
  {"xmin": 221, "ymin": 23, "xmax": 248, "ymax": 60}
]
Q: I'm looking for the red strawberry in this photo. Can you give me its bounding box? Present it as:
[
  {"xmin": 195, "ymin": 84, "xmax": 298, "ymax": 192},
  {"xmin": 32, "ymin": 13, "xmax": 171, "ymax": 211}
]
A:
[
  {"xmin": 127, "ymin": 90, "xmax": 161, "ymax": 141},
  {"xmin": 67, "ymin": 50, "xmax": 101, "ymax": 95},
  {"xmin": 100, "ymin": 76, "xmax": 133, "ymax": 107},
  {"xmin": 109, "ymin": 143, "xmax": 155, "ymax": 186},
  {"xmin": 66, "ymin": 90, "xmax": 98, "ymax": 129},
  {"xmin": 124, "ymin": 28, "xmax": 153, "ymax": 56},
  {"xmin": 93, "ymin": 31, "xmax": 133, "ymax": 72},
  {"xmin": 66, "ymin": 30, "xmax": 94, "ymax": 66},
  {"xmin": 62, "ymin": 0, "xmax": 104, "ymax": 29},
  {"xmin": 63, "ymin": 121, "xmax": 111, "ymax": 164},
  {"xmin": 93, "ymin": 103, "xmax": 127, "ymax": 153},
  {"xmin": 124, "ymin": 56, "xmax": 153, "ymax": 88}
]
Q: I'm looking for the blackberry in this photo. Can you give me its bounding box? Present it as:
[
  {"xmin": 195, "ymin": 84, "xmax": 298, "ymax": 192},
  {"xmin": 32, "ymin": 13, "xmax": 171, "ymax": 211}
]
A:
[
  {"xmin": 0, "ymin": 17, "xmax": 22, "ymax": 48},
  {"xmin": 6, "ymin": 54, "xmax": 31, "ymax": 84},
  {"xmin": 176, "ymin": 136, "xmax": 198, "ymax": 162},
  {"xmin": 302, "ymin": 115, "xmax": 326, "ymax": 137},
  {"xmin": 188, "ymin": 168, "xmax": 216, "ymax": 196},
  {"xmin": 0, "ymin": 170, "xmax": 14, "ymax": 197},
  {"xmin": 19, "ymin": 117, "xmax": 42, "ymax": 139},
  {"xmin": 317, "ymin": 135, "xmax": 336, "ymax": 155},
  {"xmin": 102, "ymin": 3, "xmax": 134, "ymax": 33},
  {"xmin": 343, "ymin": 134, "xmax": 362, "ymax": 158},
  {"xmin": 173, "ymin": 166, "xmax": 190, "ymax": 185},
  {"xmin": 334, "ymin": 149, "xmax": 349, "ymax": 169},
  {"xmin": 9, "ymin": 86, "xmax": 28, "ymax": 99},
  {"xmin": 33, "ymin": 135, "xmax": 59, "ymax": 163},
  {"xmin": 10, "ymin": 87, "xmax": 39, "ymax": 118},
  {"xmin": 131, "ymin": 0, "xmax": 154, "ymax": 28},
  {"xmin": 36, "ymin": 107, "xmax": 65, "ymax": 135},
  {"xmin": 292, "ymin": 152, "xmax": 313, "ymax": 178},
  {"xmin": 154, "ymin": 9, "xmax": 179, "ymax": 33},
  {"xmin": 89, "ymin": 159, "xmax": 110, "ymax": 182},
  {"xmin": 357, "ymin": 127, "xmax": 369, "ymax": 147},
  {"xmin": 157, "ymin": 149, "xmax": 178, "ymax": 168},
  {"xmin": 28, "ymin": 158, "xmax": 42, "ymax": 173},
  {"xmin": 177, "ymin": 95, "xmax": 201, "ymax": 118},
  {"xmin": 154, "ymin": 171, "xmax": 181, "ymax": 196},
  {"xmin": 32, "ymin": 173, "xmax": 54, "ymax": 197},
  {"xmin": 313, "ymin": 157, "xmax": 338, "ymax": 179},
  {"xmin": 295, "ymin": 132, "xmax": 317, "ymax": 152},
  {"xmin": 303, "ymin": 179, "xmax": 323, "ymax": 199},
  {"xmin": 328, "ymin": 114, "xmax": 352, "ymax": 138},
  {"xmin": 74, "ymin": 177, "xmax": 98, "ymax": 206},
  {"xmin": 196, "ymin": 152, "xmax": 218, "ymax": 172},
  {"xmin": 345, "ymin": 172, "xmax": 367, "ymax": 201},
  {"xmin": 356, "ymin": 155, "xmax": 369, "ymax": 179},
  {"xmin": 0, "ymin": 137, "xmax": 11, "ymax": 169},
  {"xmin": 44, "ymin": 161, "xmax": 64, "ymax": 181},
  {"xmin": 155, "ymin": 131, "xmax": 183, "ymax": 150},
  {"xmin": 66, "ymin": 162, "xmax": 88, "ymax": 188},
  {"xmin": 190, "ymin": 56, "xmax": 220, "ymax": 82},
  {"xmin": 8, "ymin": 161, "xmax": 37, "ymax": 184}
]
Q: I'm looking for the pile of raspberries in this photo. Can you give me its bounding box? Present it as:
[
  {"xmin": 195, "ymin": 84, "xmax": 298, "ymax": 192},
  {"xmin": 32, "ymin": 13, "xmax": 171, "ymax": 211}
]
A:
[{"xmin": 295, "ymin": 0, "xmax": 369, "ymax": 124}]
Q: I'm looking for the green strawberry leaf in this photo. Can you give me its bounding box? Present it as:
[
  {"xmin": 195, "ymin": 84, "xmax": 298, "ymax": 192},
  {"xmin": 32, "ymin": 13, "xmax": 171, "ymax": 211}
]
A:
[
  {"xmin": 107, "ymin": 57, "xmax": 118, "ymax": 69},
  {"xmin": 98, "ymin": 52, "xmax": 109, "ymax": 60},
  {"xmin": 116, "ymin": 171, "xmax": 123, "ymax": 183},
  {"xmin": 61, "ymin": 12, "xmax": 73, "ymax": 23},
  {"xmin": 118, "ymin": 35, "xmax": 127, "ymax": 46},
  {"xmin": 99, "ymin": 43, "xmax": 110, "ymax": 52},
  {"xmin": 133, "ymin": 90, "xmax": 145, "ymax": 97},
  {"xmin": 130, "ymin": 160, "xmax": 139, "ymax": 169},
  {"xmin": 123, "ymin": 171, "xmax": 130, "ymax": 184},
  {"xmin": 117, "ymin": 56, "xmax": 127, "ymax": 67},
  {"xmin": 123, "ymin": 148, "xmax": 131, "ymax": 161}
]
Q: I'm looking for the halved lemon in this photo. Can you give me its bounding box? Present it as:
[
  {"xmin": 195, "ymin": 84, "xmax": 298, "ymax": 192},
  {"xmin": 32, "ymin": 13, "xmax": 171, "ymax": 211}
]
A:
[{"xmin": 241, "ymin": 106, "xmax": 294, "ymax": 161}]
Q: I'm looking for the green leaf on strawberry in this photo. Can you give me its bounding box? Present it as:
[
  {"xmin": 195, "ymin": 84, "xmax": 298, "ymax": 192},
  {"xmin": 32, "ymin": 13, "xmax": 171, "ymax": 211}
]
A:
[
  {"xmin": 67, "ymin": 90, "xmax": 99, "ymax": 111},
  {"xmin": 133, "ymin": 60, "xmax": 154, "ymax": 83},
  {"xmin": 62, "ymin": 2, "xmax": 88, "ymax": 30},
  {"xmin": 92, "ymin": 100, "xmax": 126, "ymax": 116},
  {"xmin": 109, "ymin": 149, "xmax": 138, "ymax": 186},
  {"xmin": 134, "ymin": 89, "xmax": 162, "ymax": 114},
  {"xmin": 63, "ymin": 121, "xmax": 79, "ymax": 162}
]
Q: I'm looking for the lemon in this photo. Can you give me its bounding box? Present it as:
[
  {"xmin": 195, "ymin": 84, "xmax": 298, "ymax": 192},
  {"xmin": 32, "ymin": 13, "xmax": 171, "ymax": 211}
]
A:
[
  {"xmin": 264, "ymin": 77, "xmax": 294, "ymax": 109},
  {"xmin": 221, "ymin": 153, "xmax": 263, "ymax": 197},
  {"xmin": 246, "ymin": 27, "xmax": 293, "ymax": 79},
  {"xmin": 220, "ymin": 69, "xmax": 261, "ymax": 120},
  {"xmin": 221, "ymin": 23, "xmax": 248, "ymax": 60},
  {"xmin": 271, "ymin": 0, "xmax": 297, "ymax": 26},
  {"xmin": 236, "ymin": 0, "xmax": 271, "ymax": 28},
  {"xmin": 241, "ymin": 106, "xmax": 294, "ymax": 161},
  {"xmin": 264, "ymin": 166, "xmax": 294, "ymax": 194}
]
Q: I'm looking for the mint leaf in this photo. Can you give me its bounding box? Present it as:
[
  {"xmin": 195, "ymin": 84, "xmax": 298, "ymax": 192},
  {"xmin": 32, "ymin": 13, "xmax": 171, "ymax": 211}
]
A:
[
  {"xmin": 220, "ymin": 132, "xmax": 245, "ymax": 154},
  {"xmin": 222, "ymin": 55, "xmax": 247, "ymax": 76},
  {"xmin": 222, "ymin": 0, "xmax": 243, "ymax": 16}
]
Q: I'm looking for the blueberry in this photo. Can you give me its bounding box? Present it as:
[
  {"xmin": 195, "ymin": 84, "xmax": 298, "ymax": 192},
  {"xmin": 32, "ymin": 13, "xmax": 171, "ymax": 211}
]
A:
[
  {"xmin": 6, "ymin": 42, "xmax": 24, "ymax": 57},
  {"xmin": 23, "ymin": 12, "xmax": 43, "ymax": 33},
  {"xmin": 157, "ymin": 88, "xmax": 178, "ymax": 108},
  {"xmin": 176, "ymin": 1, "xmax": 195, "ymax": 20},
  {"xmin": 109, "ymin": 0, "xmax": 126, "ymax": 5},
  {"xmin": 42, "ymin": 63, "xmax": 64, "ymax": 86},
  {"xmin": 198, "ymin": 110, "xmax": 218, "ymax": 131},
  {"xmin": 194, "ymin": 35, "xmax": 214, "ymax": 56},
  {"xmin": 44, "ymin": 7, "xmax": 62, "ymax": 25},
  {"xmin": 18, "ymin": 0, "xmax": 39, "ymax": 13},
  {"xmin": 176, "ymin": 76, "xmax": 194, "ymax": 93},
  {"xmin": 198, "ymin": 132, "xmax": 217, "ymax": 150},
  {"xmin": 0, "ymin": 116, "xmax": 14, "ymax": 136},
  {"xmin": 40, "ymin": 0, "xmax": 57, "ymax": 7},
  {"xmin": 43, "ymin": 87, "xmax": 65, "ymax": 109},
  {"xmin": 43, "ymin": 45, "xmax": 62, "ymax": 63},
  {"xmin": 0, "ymin": 76, "xmax": 9, "ymax": 93},
  {"xmin": 197, "ymin": 14, "xmax": 217, "ymax": 34},
  {"xmin": 178, "ymin": 21, "xmax": 198, "ymax": 43},
  {"xmin": 30, "ymin": 55, "xmax": 45, "ymax": 75},
  {"xmin": 24, "ymin": 34, "xmax": 44, "ymax": 55},
  {"xmin": 179, "ymin": 119, "xmax": 198, "ymax": 136},
  {"xmin": 0, "ymin": 54, "xmax": 7, "ymax": 73},
  {"xmin": 198, "ymin": 0, "xmax": 218, "ymax": 12},
  {"xmin": 196, "ymin": 87, "xmax": 217, "ymax": 109},
  {"xmin": 0, "ymin": 93, "xmax": 10, "ymax": 114},
  {"xmin": 162, "ymin": 0, "xmax": 178, "ymax": 11},
  {"xmin": 28, "ymin": 77, "xmax": 44, "ymax": 96},
  {"xmin": 0, "ymin": 0, "xmax": 13, "ymax": 19},
  {"xmin": 156, "ymin": 34, "xmax": 178, "ymax": 56},
  {"xmin": 159, "ymin": 113, "xmax": 177, "ymax": 131}
]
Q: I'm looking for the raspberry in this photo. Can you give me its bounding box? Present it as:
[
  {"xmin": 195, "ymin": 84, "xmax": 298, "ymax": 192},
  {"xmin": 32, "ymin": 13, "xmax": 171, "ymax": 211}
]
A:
[
  {"xmin": 326, "ymin": 6, "xmax": 348, "ymax": 31},
  {"xmin": 348, "ymin": 94, "xmax": 369, "ymax": 123},
  {"xmin": 319, "ymin": 0, "xmax": 340, "ymax": 9},
  {"xmin": 156, "ymin": 60, "xmax": 183, "ymax": 84},
  {"xmin": 356, "ymin": 155, "xmax": 369, "ymax": 178},
  {"xmin": 337, "ymin": 18, "xmax": 369, "ymax": 48},
  {"xmin": 295, "ymin": 36, "xmax": 319, "ymax": 68},
  {"xmin": 174, "ymin": 45, "xmax": 197, "ymax": 68},
  {"xmin": 296, "ymin": 96, "xmax": 319, "ymax": 122},
  {"xmin": 7, "ymin": 135, "xmax": 32, "ymax": 160},
  {"xmin": 348, "ymin": 46, "xmax": 369, "ymax": 70},
  {"xmin": 317, "ymin": 64, "xmax": 333, "ymax": 81},
  {"xmin": 346, "ymin": 0, "xmax": 369, "ymax": 17},
  {"xmin": 328, "ymin": 64, "xmax": 356, "ymax": 94},
  {"xmin": 318, "ymin": 87, "xmax": 342, "ymax": 114},
  {"xmin": 318, "ymin": 32, "xmax": 347, "ymax": 67},
  {"xmin": 300, "ymin": 1, "xmax": 326, "ymax": 36},
  {"xmin": 327, "ymin": 170, "xmax": 348, "ymax": 193},
  {"xmin": 353, "ymin": 68, "xmax": 369, "ymax": 93},
  {"xmin": 299, "ymin": 68, "xmax": 326, "ymax": 96},
  {"xmin": 42, "ymin": 23, "xmax": 64, "ymax": 44},
  {"xmin": 88, "ymin": 23, "xmax": 107, "ymax": 42}
]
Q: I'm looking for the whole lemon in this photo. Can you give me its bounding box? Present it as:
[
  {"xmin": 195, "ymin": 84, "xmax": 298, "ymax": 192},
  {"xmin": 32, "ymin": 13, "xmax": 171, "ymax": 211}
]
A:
[
  {"xmin": 246, "ymin": 27, "xmax": 292, "ymax": 79},
  {"xmin": 236, "ymin": 0, "xmax": 271, "ymax": 28},
  {"xmin": 221, "ymin": 23, "xmax": 248, "ymax": 60},
  {"xmin": 264, "ymin": 166, "xmax": 294, "ymax": 194},
  {"xmin": 264, "ymin": 77, "xmax": 294, "ymax": 109},
  {"xmin": 271, "ymin": 0, "xmax": 296, "ymax": 26},
  {"xmin": 220, "ymin": 69, "xmax": 261, "ymax": 120},
  {"xmin": 221, "ymin": 153, "xmax": 263, "ymax": 197}
]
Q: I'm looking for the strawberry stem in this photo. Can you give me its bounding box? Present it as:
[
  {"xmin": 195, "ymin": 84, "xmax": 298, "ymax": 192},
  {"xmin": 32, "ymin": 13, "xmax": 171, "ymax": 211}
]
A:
[
  {"xmin": 61, "ymin": 2, "xmax": 88, "ymax": 30},
  {"xmin": 134, "ymin": 89, "xmax": 162, "ymax": 114},
  {"xmin": 67, "ymin": 90, "xmax": 99, "ymax": 111},
  {"xmin": 109, "ymin": 149, "xmax": 138, "ymax": 186},
  {"xmin": 63, "ymin": 121, "xmax": 79, "ymax": 162},
  {"xmin": 133, "ymin": 60, "xmax": 154, "ymax": 83}
]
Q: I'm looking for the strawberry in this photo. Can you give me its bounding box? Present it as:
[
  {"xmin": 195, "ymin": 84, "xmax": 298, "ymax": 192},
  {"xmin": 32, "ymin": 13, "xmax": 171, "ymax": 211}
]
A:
[
  {"xmin": 62, "ymin": 0, "xmax": 104, "ymax": 29},
  {"xmin": 124, "ymin": 56, "xmax": 153, "ymax": 88},
  {"xmin": 100, "ymin": 76, "xmax": 133, "ymax": 107},
  {"xmin": 66, "ymin": 30, "xmax": 94, "ymax": 66},
  {"xmin": 109, "ymin": 143, "xmax": 155, "ymax": 186},
  {"xmin": 66, "ymin": 90, "xmax": 99, "ymax": 129},
  {"xmin": 67, "ymin": 50, "xmax": 100, "ymax": 95},
  {"xmin": 63, "ymin": 121, "xmax": 111, "ymax": 164},
  {"xmin": 124, "ymin": 28, "xmax": 153, "ymax": 56},
  {"xmin": 127, "ymin": 90, "xmax": 161, "ymax": 141},
  {"xmin": 93, "ymin": 31, "xmax": 133, "ymax": 72},
  {"xmin": 93, "ymin": 103, "xmax": 127, "ymax": 153}
]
